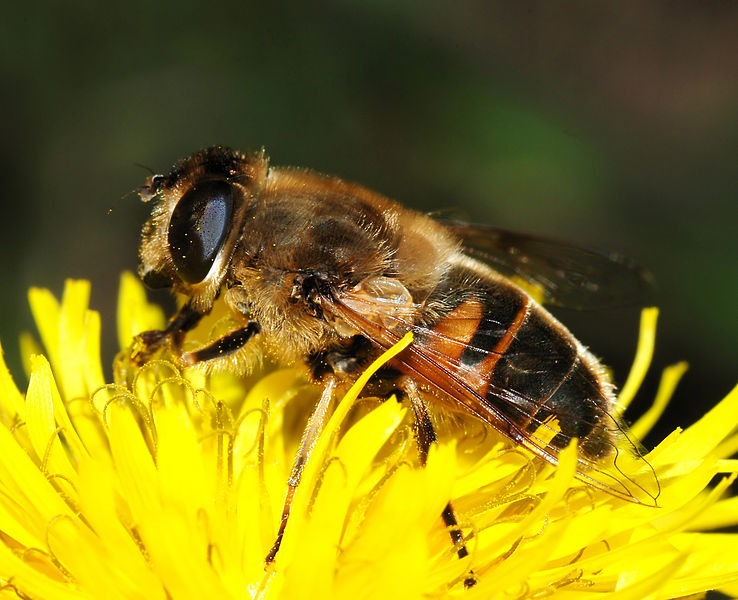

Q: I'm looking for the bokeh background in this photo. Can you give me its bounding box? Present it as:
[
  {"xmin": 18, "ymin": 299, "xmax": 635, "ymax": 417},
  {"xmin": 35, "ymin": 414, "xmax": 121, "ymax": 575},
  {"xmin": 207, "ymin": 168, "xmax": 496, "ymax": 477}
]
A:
[{"xmin": 1, "ymin": 2, "xmax": 736, "ymax": 451}]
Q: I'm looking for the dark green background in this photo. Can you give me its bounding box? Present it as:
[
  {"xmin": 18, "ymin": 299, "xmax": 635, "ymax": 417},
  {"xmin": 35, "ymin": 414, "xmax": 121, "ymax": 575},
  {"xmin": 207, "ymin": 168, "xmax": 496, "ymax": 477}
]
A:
[{"xmin": 1, "ymin": 2, "xmax": 736, "ymax": 447}]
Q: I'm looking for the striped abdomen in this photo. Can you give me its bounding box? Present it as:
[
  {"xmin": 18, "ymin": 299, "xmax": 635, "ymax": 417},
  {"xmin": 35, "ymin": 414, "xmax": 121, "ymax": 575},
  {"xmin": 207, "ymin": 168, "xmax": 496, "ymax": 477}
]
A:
[{"xmin": 410, "ymin": 263, "xmax": 616, "ymax": 460}]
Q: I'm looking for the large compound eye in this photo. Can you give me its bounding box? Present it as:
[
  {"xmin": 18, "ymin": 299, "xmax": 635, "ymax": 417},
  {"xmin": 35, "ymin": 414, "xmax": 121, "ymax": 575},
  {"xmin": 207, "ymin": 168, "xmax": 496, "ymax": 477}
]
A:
[{"xmin": 168, "ymin": 180, "xmax": 234, "ymax": 284}]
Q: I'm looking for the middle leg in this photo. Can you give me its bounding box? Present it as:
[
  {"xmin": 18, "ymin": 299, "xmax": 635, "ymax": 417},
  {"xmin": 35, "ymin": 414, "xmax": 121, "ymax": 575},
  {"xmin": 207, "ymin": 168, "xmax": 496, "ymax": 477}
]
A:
[{"xmin": 265, "ymin": 375, "xmax": 337, "ymax": 564}]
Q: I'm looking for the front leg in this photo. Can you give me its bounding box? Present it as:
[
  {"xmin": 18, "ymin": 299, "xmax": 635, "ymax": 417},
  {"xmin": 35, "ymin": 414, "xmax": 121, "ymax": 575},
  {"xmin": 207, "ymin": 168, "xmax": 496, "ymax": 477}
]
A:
[
  {"xmin": 181, "ymin": 322, "xmax": 260, "ymax": 365},
  {"xmin": 133, "ymin": 301, "xmax": 261, "ymax": 369},
  {"xmin": 132, "ymin": 302, "xmax": 204, "ymax": 365}
]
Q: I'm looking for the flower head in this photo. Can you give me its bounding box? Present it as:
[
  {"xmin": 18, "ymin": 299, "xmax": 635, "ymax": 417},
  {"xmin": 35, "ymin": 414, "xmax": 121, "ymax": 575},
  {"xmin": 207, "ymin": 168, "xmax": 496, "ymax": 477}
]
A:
[{"xmin": 0, "ymin": 274, "xmax": 736, "ymax": 598}]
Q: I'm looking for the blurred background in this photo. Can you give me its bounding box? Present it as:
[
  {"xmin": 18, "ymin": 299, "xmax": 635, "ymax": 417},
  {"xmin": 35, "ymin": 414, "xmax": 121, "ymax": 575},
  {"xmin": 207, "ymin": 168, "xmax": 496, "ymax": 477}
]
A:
[{"xmin": 1, "ymin": 1, "xmax": 736, "ymax": 448}]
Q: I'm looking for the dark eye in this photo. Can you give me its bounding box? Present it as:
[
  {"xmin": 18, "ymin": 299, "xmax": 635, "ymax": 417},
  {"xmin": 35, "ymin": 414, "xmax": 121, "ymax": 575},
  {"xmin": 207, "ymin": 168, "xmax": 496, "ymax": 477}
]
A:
[{"xmin": 168, "ymin": 180, "xmax": 234, "ymax": 284}]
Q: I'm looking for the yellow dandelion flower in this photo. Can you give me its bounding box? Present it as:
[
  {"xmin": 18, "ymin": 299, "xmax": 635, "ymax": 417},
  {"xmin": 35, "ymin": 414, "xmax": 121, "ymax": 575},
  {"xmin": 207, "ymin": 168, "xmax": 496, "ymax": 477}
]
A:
[{"xmin": 0, "ymin": 273, "xmax": 737, "ymax": 599}]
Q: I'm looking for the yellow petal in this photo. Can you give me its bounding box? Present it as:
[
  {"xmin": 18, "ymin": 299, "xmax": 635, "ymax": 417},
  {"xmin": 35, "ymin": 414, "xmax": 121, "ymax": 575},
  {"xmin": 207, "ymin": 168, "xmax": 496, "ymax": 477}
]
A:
[
  {"xmin": 3, "ymin": 279, "xmax": 738, "ymax": 600},
  {"xmin": 117, "ymin": 271, "xmax": 165, "ymax": 350},
  {"xmin": 24, "ymin": 356, "xmax": 80, "ymax": 484},
  {"xmin": 617, "ymin": 307, "xmax": 658, "ymax": 413}
]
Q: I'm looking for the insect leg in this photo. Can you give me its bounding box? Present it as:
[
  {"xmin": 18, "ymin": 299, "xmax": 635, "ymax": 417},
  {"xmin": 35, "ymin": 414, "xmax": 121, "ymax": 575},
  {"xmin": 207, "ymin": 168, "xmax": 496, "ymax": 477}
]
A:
[
  {"xmin": 265, "ymin": 375, "xmax": 337, "ymax": 564},
  {"xmin": 133, "ymin": 302, "xmax": 204, "ymax": 364},
  {"xmin": 399, "ymin": 376, "xmax": 477, "ymax": 589},
  {"xmin": 182, "ymin": 322, "xmax": 260, "ymax": 364}
]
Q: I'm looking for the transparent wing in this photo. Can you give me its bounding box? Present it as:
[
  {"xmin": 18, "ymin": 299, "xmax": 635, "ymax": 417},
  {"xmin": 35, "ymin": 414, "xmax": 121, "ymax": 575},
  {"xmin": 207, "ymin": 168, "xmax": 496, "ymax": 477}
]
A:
[
  {"xmin": 328, "ymin": 291, "xmax": 659, "ymax": 505},
  {"xmin": 442, "ymin": 222, "xmax": 654, "ymax": 310}
]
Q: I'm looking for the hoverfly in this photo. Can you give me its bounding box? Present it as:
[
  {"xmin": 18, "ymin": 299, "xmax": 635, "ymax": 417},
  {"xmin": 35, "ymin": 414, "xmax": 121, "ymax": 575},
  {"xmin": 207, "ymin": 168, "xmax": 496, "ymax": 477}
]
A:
[{"xmin": 133, "ymin": 147, "xmax": 657, "ymax": 587}]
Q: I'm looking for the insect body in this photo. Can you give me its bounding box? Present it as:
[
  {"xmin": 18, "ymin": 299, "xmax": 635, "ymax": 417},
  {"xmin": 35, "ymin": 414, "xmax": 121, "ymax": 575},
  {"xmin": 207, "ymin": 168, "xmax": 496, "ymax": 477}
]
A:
[{"xmin": 135, "ymin": 147, "xmax": 655, "ymax": 581}]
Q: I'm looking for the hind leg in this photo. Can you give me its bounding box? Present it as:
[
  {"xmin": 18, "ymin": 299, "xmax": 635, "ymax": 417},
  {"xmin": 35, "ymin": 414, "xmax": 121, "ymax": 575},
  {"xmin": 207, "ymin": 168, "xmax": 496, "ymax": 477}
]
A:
[{"xmin": 398, "ymin": 376, "xmax": 477, "ymax": 589}]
